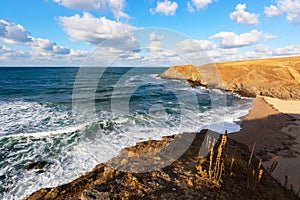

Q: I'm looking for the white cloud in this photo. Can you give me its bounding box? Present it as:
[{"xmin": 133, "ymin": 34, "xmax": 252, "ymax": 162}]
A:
[
  {"xmin": 107, "ymin": 0, "xmax": 130, "ymax": 19},
  {"xmin": 264, "ymin": 5, "xmax": 282, "ymax": 17},
  {"xmin": 69, "ymin": 49, "xmax": 89, "ymax": 57},
  {"xmin": 210, "ymin": 29, "xmax": 263, "ymax": 48},
  {"xmin": 209, "ymin": 44, "xmax": 300, "ymax": 62},
  {"xmin": 265, "ymin": 0, "xmax": 300, "ymax": 24},
  {"xmin": 150, "ymin": 0, "xmax": 178, "ymax": 16},
  {"xmin": 253, "ymin": 44, "xmax": 270, "ymax": 52},
  {"xmin": 0, "ymin": 20, "xmax": 32, "ymax": 44},
  {"xmin": 229, "ymin": 4, "xmax": 259, "ymax": 25},
  {"xmin": 148, "ymin": 32, "xmax": 164, "ymax": 50},
  {"xmin": 188, "ymin": 0, "xmax": 214, "ymax": 11},
  {"xmin": 187, "ymin": 2, "xmax": 195, "ymax": 13},
  {"xmin": 169, "ymin": 39, "xmax": 217, "ymax": 65},
  {"xmin": 243, "ymin": 51, "xmax": 270, "ymax": 59},
  {"xmin": 263, "ymin": 33, "xmax": 278, "ymax": 39},
  {"xmin": 219, "ymin": 48, "xmax": 238, "ymax": 55},
  {"xmin": 206, "ymin": 48, "xmax": 240, "ymax": 62},
  {"xmin": 53, "ymin": 45, "xmax": 71, "ymax": 54},
  {"xmin": 0, "ymin": 19, "xmax": 78, "ymax": 57},
  {"xmin": 279, "ymin": 0, "xmax": 300, "ymax": 23},
  {"xmin": 59, "ymin": 12, "xmax": 137, "ymax": 49},
  {"xmin": 53, "ymin": 0, "xmax": 101, "ymax": 9},
  {"xmin": 0, "ymin": 45, "xmax": 27, "ymax": 59},
  {"xmin": 176, "ymin": 39, "xmax": 216, "ymax": 52},
  {"xmin": 145, "ymin": 32, "xmax": 180, "ymax": 65},
  {"xmin": 31, "ymin": 38, "xmax": 72, "ymax": 55},
  {"xmin": 31, "ymin": 38, "xmax": 56, "ymax": 51},
  {"xmin": 0, "ymin": 19, "xmax": 90, "ymax": 65},
  {"xmin": 273, "ymin": 45, "xmax": 300, "ymax": 56},
  {"xmin": 53, "ymin": 0, "xmax": 129, "ymax": 20}
]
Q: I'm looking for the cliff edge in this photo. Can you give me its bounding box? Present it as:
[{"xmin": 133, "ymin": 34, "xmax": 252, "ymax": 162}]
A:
[
  {"xmin": 159, "ymin": 56, "xmax": 300, "ymax": 99},
  {"xmin": 24, "ymin": 130, "xmax": 299, "ymax": 200}
]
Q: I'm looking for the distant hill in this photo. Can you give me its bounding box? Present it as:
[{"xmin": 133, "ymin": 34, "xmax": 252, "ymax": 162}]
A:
[{"xmin": 159, "ymin": 56, "xmax": 300, "ymax": 99}]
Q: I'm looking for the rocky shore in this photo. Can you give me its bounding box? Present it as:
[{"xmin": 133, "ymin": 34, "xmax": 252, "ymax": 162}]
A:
[
  {"xmin": 25, "ymin": 130, "xmax": 299, "ymax": 200},
  {"xmin": 24, "ymin": 56, "xmax": 300, "ymax": 199},
  {"xmin": 159, "ymin": 56, "xmax": 300, "ymax": 100}
]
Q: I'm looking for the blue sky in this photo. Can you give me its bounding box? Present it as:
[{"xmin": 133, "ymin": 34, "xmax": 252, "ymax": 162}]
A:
[{"xmin": 0, "ymin": 0, "xmax": 300, "ymax": 66}]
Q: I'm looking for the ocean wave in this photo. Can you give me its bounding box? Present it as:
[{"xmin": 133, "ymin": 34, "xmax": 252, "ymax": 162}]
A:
[{"xmin": 0, "ymin": 70, "xmax": 254, "ymax": 200}]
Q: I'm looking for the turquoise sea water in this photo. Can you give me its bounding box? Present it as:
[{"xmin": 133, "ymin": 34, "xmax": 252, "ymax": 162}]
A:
[{"xmin": 0, "ymin": 67, "xmax": 253, "ymax": 199}]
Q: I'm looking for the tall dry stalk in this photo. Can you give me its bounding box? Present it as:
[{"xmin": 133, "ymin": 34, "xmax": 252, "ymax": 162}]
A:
[
  {"xmin": 214, "ymin": 135, "xmax": 227, "ymax": 180},
  {"xmin": 209, "ymin": 148, "xmax": 214, "ymax": 180},
  {"xmin": 248, "ymin": 142, "xmax": 256, "ymax": 167}
]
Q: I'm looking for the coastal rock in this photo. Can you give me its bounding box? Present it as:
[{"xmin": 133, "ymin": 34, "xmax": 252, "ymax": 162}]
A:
[
  {"xmin": 24, "ymin": 130, "xmax": 300, "ymax": 200},
  {"xmin": 159, "ymin": 56, "xmax": 300, "ymax": 100},
  {"xmin": 25, "ymin": 160, "xmax": 53, "ymax": 173}
]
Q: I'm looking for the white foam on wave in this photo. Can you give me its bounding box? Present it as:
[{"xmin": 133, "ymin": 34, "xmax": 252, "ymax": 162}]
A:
[
  {"xmin": 0, "ymin": 76, "xmax": 254, "ymax": 200},
  {"xmin": 0, "ymin": 101, "xmax": 75, "ymax": 137},
  {"xmin": 196, "ymin": 95, "xmax": 253, "ymax": 134},
  {"xmin": 0, "ymin": 123, "xmax": 90, "ymax": 139}
]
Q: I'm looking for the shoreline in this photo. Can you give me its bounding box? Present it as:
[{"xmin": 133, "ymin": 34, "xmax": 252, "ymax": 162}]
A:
[
  {"xmin": 230, "ymin": 96, "xmax": 300, "ymax": 191},
  {"xmin": 23, "ymin": 94, "xmax": 300, "ymax": 199},
  {"xmin": 25, "ymin": 129, "xmax": 300, "ymax": 199}
]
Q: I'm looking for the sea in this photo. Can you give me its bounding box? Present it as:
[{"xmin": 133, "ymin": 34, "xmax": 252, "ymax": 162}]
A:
[{"xmin": 0, "ymin": 67, "xmax": 253, "ymax": 199}]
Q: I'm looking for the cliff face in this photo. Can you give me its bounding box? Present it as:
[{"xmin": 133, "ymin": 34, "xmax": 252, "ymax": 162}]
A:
[{"xmin": 159, "ymin": 56, "xmax": 300, "ymax": 99}]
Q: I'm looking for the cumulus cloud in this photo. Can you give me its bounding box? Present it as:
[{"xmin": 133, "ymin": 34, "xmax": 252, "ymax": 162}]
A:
[
  {"xmin": 53, "ymin": 0, "xmax": 101, "ymax": 9},
  {"xmin": 30, "ymin": 37, "xmax": 73, "ymax": 55},
  {"xmin": 53, "ymin": 0, "xmax": 129, "ymax": 20},
  {"xmin": 210, "ymin": 29, "xmax": 263, "ymax": 48},
  {"xmin": 187, "ymin": 0, "xmax": 214, "ymax": 11},
  {"xmin": 53, "ymin": 45, "xmax": 71, "ymax": 54},
  {"xmin": 230, "ymin": 4, "xmax": 259, "ymax": 25},
  {"xmin": 253, "ymin": 44, "xmax": 270, "ymax": 52},
  {"xmin": 148, "ymin": 32, "xmax": 164, "ymax": 50},
  {"xmin": 264, "ymin": 0, "xmax": 300, "ymax": 24},
  {"xmin": 176, "ymin": 39, "xmax": 216, "ymax": 52},
  {"xmin": 210, "ymin": 44, "xmax": 300, "ymax": 62},
  {"xmin": 0, "ymin": 20, "xmax": 32, "ymax": 44},
  {"xmin": 31, "ymin": 38, "xmax": 56, "ymax": 51},
  {"xmin": 0, "ymin": 19, "xmax": 77, "ymax": 56},
  {"xmin": 150, "ymin": 0, "xmax": 178, "ymax": 16},
  {"xmin": 264, "ymin": 5, "xmax": 282, "ymax": 17},
  {"xmin": 0, "ymin": 19, "xmax": 90, "ymax": 65},
  {"xmin": 0, "ymin": 45, "xmax": 27, "ymax": 59},
  {"xmin": 107, "ymin": 0, "xmax": 130, "ymax": 19},
  {"xmin": 69, "ymin": 49, "xmax": 89, "ymax": 57},
  {"xmin": 273, "ymin": 45, "xmax": 300, "ymax": 56},
  {"xmin": 207, "ymin": 48, "xmax": 239, "ymax": 61},
  {"xmin": 59, "ymin": 12, "xmax": 138, "ymax": 50}
]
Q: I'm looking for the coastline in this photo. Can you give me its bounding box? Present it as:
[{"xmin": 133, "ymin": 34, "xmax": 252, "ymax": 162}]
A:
[
  {"xmin": 22, "ymin": 58, "xmax": 300, "ymax": 198},
  {"xmin": 25, "ymin": 129, "xmax": 300, "ymax": 199},
  {"xmin": 159, "ymin": 58, "xmax": 300, "ymax": 192},
  {"xmin": 23, "ymin": 95, "xmax": 300, "ymax": 199},
  {"xmin": 230, "ymin": 96, "xmax": 300, "ymax": 190}
]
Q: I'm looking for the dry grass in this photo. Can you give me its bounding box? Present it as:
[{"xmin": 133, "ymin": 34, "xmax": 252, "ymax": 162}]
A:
[{"xmin": 196, "ymin": 134, "xmax": 270, "ymax": 190}]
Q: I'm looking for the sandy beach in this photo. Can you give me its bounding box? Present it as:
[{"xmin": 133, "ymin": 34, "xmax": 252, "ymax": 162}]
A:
[{"xmin": 230, "ymin": 96, "xmax": 300, "ymax": 191}]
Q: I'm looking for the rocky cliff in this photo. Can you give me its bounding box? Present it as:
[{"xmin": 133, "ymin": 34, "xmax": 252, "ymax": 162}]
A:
[
  {"xmin": 24, "ymin": 130, "xmax": 299, "ymax": 200},
  {"xmin": 159, "ymin": 56, "xmax": 300, "ymax": 99}
]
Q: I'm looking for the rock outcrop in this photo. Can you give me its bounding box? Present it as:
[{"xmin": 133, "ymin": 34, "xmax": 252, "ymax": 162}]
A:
[
  {"xmin": 159, "ymin": 56, "xmax": 300, "ymax": 99},
  {"xmin": 24, "ymin": 130, "xmax": 300, "ymax": 200}
]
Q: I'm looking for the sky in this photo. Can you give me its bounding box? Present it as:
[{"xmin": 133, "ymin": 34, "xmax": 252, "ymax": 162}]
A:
[{"xmin": 0, "ymin": 0, "xmax": 300, "ymax": 66}]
